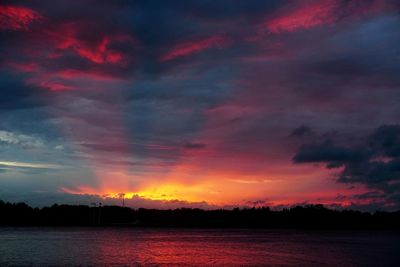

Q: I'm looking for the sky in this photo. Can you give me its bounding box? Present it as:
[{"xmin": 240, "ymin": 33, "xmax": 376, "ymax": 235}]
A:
[{"xmin": 1, "ymin": 0, "xmax": 400, "ymax": 211}]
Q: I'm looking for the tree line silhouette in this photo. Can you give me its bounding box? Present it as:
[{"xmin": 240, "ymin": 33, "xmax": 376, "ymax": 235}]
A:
[{"xmin": 1, "ymin": 200, "xmax": 399, "ymax": 229}]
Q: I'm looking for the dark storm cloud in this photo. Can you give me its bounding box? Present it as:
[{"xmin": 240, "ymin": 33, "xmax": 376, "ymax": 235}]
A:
[
  {"xmin": 368, "ymin": 125, "xmax": 400, "ymax": 157},
  {"xmin": 293, "ymin": 125, "xmax": 400, "ymax": 208},
  {"xmin": 293, "ymin": 140, "xmax": 369, "ymax": 165}
]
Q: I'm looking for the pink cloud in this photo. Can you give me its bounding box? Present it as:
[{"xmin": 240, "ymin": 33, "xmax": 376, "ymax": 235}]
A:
[
  {"xmin": 48, "ymin": 23, "xmax": 132, "ymax": 65},
  {"xmin": 266, "ymin": 1, "xmax": 338, "ymax": 33},
  {"xmin": 5, "ymin": 62, "xmax": 39, "ymax": 72},
  {"xmin": 265, "ymin": 0, "xmax": 391, "ymax": 34},
  {"xmin": 161, "ymin": 35, "xmax": 229, "ymax": 61},
  {"xmin": 35, "ymin": 80, "xmax": 74, "ymax": 92},
  {"xmin": 0, "ymin": 5, "xmax": 42, "ymax": 31}
]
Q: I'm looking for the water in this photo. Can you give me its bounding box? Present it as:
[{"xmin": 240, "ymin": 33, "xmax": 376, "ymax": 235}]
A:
[{"xmin": 0, "ymin": 228, "xmax": 399, "ymax": 266}]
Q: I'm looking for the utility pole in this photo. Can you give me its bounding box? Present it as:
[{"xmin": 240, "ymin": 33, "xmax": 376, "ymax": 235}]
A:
[{"xmin": 119, "ymin": 193, "xmax": 125, "ymax": 207}]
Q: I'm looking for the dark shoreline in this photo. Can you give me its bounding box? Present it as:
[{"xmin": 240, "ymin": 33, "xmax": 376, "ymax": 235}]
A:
[{"xmin": 1, "ymin": 200, "xmax": 400, "ymax": 229}]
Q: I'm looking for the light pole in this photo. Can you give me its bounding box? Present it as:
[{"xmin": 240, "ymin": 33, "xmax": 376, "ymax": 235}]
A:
[{"xmin": 118, "ymin": 193, "xmax": 125, "ymax": 207}]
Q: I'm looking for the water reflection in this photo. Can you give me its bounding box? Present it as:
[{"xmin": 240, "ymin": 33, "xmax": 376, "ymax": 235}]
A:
[{"xmin": 0, "ymin": 228, "xmax": 399, "ymax": 266}]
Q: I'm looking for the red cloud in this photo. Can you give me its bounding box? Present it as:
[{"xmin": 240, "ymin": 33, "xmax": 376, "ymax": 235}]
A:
[
  {"xmin": 3, "ymin": 23, "xmax": 133, "ymax": 91},
  {"xmin": 161, "ymin": 35, "xmax": 229, "ymax": 61},
  {"xmin": 37, "ymin": 81, "xmax": 74, "ymax": 92},
  {"xmin": 48, "ymin": 23, "xmax": 131, "ymax": 65},
  {"xmin": 267, "ymin": 1, "xmax": 338, "ymax": 33},
  {"xmin": 266, "ymin": 0, "xmax": 390, "ymax": 34},
  {"xmin": 5, "ymin": 62, "xmax": 38, "ymax": 72},
  {"xmin": 24, "ymin": 68, "xmax": 124, "ymax": 92},
  {"xmin": 0, "ymin": 5, "xmax": 41, "ymax": 30},
  {"xmin": 55, "ymin": 69, "xmax": 123, "ymax": 81}
]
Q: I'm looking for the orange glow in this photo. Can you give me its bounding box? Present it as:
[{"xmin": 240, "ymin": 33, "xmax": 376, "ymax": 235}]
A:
[
  {"xmin": 58, "ymin": 161, "xmax": 364, "ymax": 208},
  {"xmin": 60, "ymin": 183, "xmax": 211, "ymax": 203}
]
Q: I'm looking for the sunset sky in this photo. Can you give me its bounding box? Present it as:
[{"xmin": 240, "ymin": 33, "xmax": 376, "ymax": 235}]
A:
[{"xmin": 1, "ymin": 0, "xmax": 400, "ymax": 211}]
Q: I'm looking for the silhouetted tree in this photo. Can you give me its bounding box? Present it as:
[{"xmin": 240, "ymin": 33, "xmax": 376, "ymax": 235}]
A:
[{"xmin": 0, "ymin": 200, "xmax": 399, "ymax": 229}]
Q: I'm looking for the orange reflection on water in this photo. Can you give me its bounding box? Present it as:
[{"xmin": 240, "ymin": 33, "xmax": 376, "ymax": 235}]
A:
[
  {"xmin": 94, "ymin": 229, "xmax": 295, "ymax": 266},
  {"xmin": 87, "ymin": 228, "xmax": 397, "ymax": 266}
]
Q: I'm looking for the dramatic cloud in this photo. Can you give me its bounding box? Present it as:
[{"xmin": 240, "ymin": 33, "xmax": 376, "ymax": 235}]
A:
[
  {"xmin": 0, "ymin": 1, "xmax": 399, "ymax": 210},
  {"xmin": 293, "ymin": 125, "xmax": 400, "ymax": 209},
  {"xmin": 293, "ymin": 140, "xmax": 369, "ymax": 165}
]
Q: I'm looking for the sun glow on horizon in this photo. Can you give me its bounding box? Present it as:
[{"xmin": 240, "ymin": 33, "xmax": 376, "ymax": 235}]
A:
[
  {"xmin": 59, "ymin": 182, "xmax": 217, "ymax": 203},
  {"xmin": 56, "ymin": 164, "xmax": 359, "ymax": 207}
]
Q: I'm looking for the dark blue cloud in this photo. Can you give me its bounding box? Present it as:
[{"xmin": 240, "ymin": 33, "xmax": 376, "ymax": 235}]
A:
[
  {"xmin": 0, "ymin": 73, "xmax": 48, "ymax": 110},
  {"xmin": 293, "ymin": 140, "xmax": 370, "ymax": 165},
  {"xmin": 293, "ymin": 125, "xmax": 400, "ymax": 209}
]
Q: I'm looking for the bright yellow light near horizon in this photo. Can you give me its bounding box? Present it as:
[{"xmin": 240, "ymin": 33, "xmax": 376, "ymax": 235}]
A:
[
  {"xmin": 103, "ymin": 183, "xmax": 213, "ymax": 202},
  {"xmin": 62, "ymin": 171, "xmax": 294, "ymax": 205}
]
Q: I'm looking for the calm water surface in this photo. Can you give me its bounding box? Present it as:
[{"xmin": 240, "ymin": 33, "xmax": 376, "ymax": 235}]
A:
[{"xmin": 0, "ymin": 228, "xmax": 399, "ymax": 266}]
